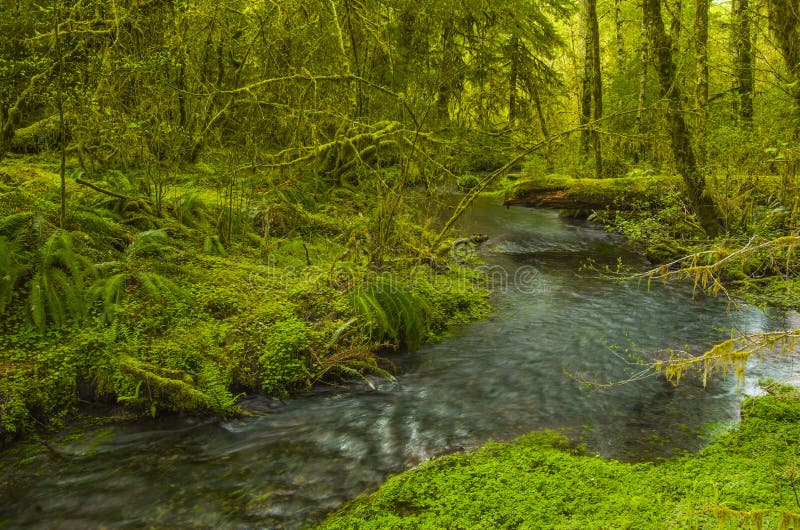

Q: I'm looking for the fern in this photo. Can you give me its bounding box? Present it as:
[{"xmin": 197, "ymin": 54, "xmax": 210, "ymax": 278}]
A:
[
  {"xmin": 350, "ymin": 276, "xmax": 431, "ymax": 350},
  {"xmin": 66, "ymin": 210, "xmax": 130, "ymax": 249},
  {"xmin": 0, "ymin": 211, "xmax": 37, "ymax": 240},
  {"xmin": 87, "ymin": 272, "xmax": 127, "ymax": 323},
  {"xmin": 135, "ymin": 271, "xmax": 184, "ymax": 303},
  {"xmin": 116, "ymin": 357, "xmax": 239, "ymax": 415},
  {"xmin": 173, "ymin": 191, "xmax": 210, "ymax": 229},
  {"xmin": 25, "ymin": 230, "xmax": 94, "ymax": 332},
  {"xmin": 125, "ymin": 229, "xmax": 175, "ymax": 259},
  {"xmin": 88, "ymin": 230, "xmax": 186, "ymax": 323},
  {"xmin": 198, "ymin": 362, "xmax": 241, "ymax": 415},
  {"xmin": 202, "ymin": 235, "xmax": 226, "ymax": 256}
]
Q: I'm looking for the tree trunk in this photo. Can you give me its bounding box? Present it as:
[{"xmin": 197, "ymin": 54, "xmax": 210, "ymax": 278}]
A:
[
  {"xmin": 54, "ymin": 0, "xmax": 67, "ymax": 228},
  {"xmin": 765, "ymin": 0, "xmax": 800, "ymax": 136},
  {"xmin": 588, "ymin": 0, "xmax": 603, "ymax": 178},
  {"xmin": 532, "ymin": 86, "xmax": 554, "ymax": 173},
  {"xmin": 579, "ymin": 2, "xmax": 592, "ymax": 155},
  {"xmin": 732, "ymin": 0, "xmax": 754, "ymax": 123},
  {"xmin": 668, "ymin": 0, "xmax": 683, "ymax": 55},
  {"xmin": 635, "ymin": 12, "xmax": 649, "ymax": 162},
  {"xmin": 614, "ymin": 0, "xmax": 625, "ymax": 61},
  {"xmin": 643, "ymin": 0, "xmax": 721, "ymax": 235},
  {"xmin": 0, "ymin": 108, "xmax": 16, "ymax": 164},
  {"xmin": 506, "ymin": 173, "xmax": 681, "ymax": 209},
  {"xmin": 508, "ymin": 35, "xmax": 519, "ymax": 127},
  {"xmin": 580, "ymin": 0, "xmax": 602, "ymax": 177},
  {"xmin": 695, "ymin": 0, "xmax": 709, "ymax": 164}
]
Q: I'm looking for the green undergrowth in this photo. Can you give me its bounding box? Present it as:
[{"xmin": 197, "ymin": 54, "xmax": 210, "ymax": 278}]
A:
[
  {"xmin": 319, "ymin": 385, "xmax": 800, "ymax": 529},
  {"xmin": 0, "ymin": 156, "xmax": 490, "ymax": 444}
]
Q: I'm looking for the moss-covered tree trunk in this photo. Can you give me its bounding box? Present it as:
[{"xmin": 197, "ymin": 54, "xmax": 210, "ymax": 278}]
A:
[
  {"xmin": 580, "ymin": 0, "xmax": 603, "ymax": 178},
  {"xmin": 695, "ymin": 0, "xmax": 709, "ymax": 164},
  {"xmin": 766, "ymin": 0, "xmax": 800, "ymax": 137},
  {"xmin": 732, "ymin": 0, "xmax": 754, "ymax": 123},
  {"xmin": 643, "ymin": 0, "xmax": 722, "ymax": 235},
  {"xmin": 0, "ymin": 108, "xmax": 15, "ymax": 164}
]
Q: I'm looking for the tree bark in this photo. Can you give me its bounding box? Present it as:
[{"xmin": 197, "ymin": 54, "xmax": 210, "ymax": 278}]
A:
[
  {"xmin": 579, "ymin": 2, "xmax": 592, "ymax": 155},
  {"xmin": 765, "ymin": 0, "xmax": 800, "ymax": 137},
  {"xmin": 643, "ymin": 0, "xmax": 721, "ymax": 235},
  {"xmin": 635, "ymin": 12, "xmax": 649, "ymax": 161},
  {"xmin": 532, "ymin": 86, "xmax": 554, "ymax": 173},
  {"xmin": 668, "ymin": 0, "xmax": 683, "ymax": 55},
  {"xmin": 614, "ymin": 0, "xmax": 625, "ymax": 61},
  {"xmin": 0, "ymin": 108, "xmax": 16, "ymax": 164},
  {"xmin": 695, "ymin": 0, "xmax": 709, "ymax": 163},
  {"xmin": 579, "ymin": 0, "xmax": 602, "ymax": 177},
  {"xmin": 732, "ymin": 0, "xmax": 754, "ymax": 123},
  {"xmin": 508, "ymin": 35, "xmax": 519, "ymax": 127},
  {"xmin": 588, "ymin": 0, "xmax": 603, "ymax": 179}
]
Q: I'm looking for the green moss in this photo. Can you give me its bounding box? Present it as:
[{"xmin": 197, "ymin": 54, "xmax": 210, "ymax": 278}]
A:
[
  {"xmin": 507, "ymin": 173, "xmax": 682, "ymax": 208},
  {"xmin": 320, "ymin": 391, "xmax": 800, "ymax": 529}
]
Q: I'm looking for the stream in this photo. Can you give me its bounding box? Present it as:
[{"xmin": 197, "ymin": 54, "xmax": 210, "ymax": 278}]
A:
[{"xmin": 2, "ymin": 197, "xmax": 799, "ymax": 529}]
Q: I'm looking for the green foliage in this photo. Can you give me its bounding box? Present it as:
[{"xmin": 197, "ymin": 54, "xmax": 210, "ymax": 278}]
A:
[
  {"xmin": 115, "ymin": 356, "xmax": 239, "ymax": 417},
  {"xmin": 0, "ymin": 160, "xmax": 491, "ymax": 439},
  {"xmin": 173, "ymin": 191, "xmax": 210, "ymax": 229},
  {"xmin": 351, "ymin": 276, "xmax": 431, "ymax": 350},
  {"xmin": 202, "ymin": 235, "xmax": 226, "ymax": 256},
  {"xmin": 259, "ymin": 317, "xmax": 311, "ymax": 396},
  {"xmin": 88, "ymin": 229, "xmax": 185, "ymax": 324},
  {"xmin": 26, "ymin": 230, "xmax": 94, "ymax": 332}
]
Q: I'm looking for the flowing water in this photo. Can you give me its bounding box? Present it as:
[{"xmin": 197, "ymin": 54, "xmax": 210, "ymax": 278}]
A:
[{"xmin": 2, "ymin": 197, "xmax": 799, "ymax": 529}]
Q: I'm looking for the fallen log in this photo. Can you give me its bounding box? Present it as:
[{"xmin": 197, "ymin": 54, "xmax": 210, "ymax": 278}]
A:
[{"xmin": 504, "ymin": 173, "xmax": 682, "ymax": 210}]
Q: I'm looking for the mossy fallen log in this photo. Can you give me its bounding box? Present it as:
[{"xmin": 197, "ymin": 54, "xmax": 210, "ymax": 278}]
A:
[
  {"xmin": 10, "ymin": 115, "xmax": 68, "ymax": 154},
  {"xmin": 504, "ymin": 173, "xmax": 682, "ymax": 210}
]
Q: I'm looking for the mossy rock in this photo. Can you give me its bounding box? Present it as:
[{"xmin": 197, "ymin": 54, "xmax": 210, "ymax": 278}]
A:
[{"xmin": 645, "ymin": 241, "xmax": 689, "ymax": 264}]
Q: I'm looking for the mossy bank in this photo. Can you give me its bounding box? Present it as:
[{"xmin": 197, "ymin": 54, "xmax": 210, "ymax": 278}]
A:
[
  {"xmin": 0, "ymin": 156, "xmax": 490, "ymax": 445},
  {"xmin": 320, "ymin": 383, "xmax": 800, "ymax": 529}
]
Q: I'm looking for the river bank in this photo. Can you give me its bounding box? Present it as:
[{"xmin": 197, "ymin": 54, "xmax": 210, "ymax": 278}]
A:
[
  {"xmin": 3, "ymin": 192, "xmax": 798, "ymax": 528},
  {"xmin": 0, "ymin": 156, "xmax": 491, "ymax": 447},
  {"xmin": 320, "ymin": 384, "xmax": 800, "ymax": 529}
]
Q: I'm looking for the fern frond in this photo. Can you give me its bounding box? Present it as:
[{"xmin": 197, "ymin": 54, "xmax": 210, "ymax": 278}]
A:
[
  {"xmin": 66, "ymin": 210, "xmax": 130, "ymax": 249},
  {"xmin": 350, "ymin": 276, "xmax": 431, "ymax": 350},
  {"xmin": 27, "ymin": 272, "xmax": 46, "ymax": 331},
  {"xmin": 134, "ymin": 271, "xmax": 184, "ymax": 304},
  {"xmin": 202, "ymin": 235, "xmax": 226, "ymax": 256},
  {"xmin": 0, "ymin": 211, "xmax": 50, "ymax": 251},
  {"xmin": 47, "ymin": 268, "xmax": 86, "ymax": 322},
  {"xmin": 0, "ymin": 211, "xmax": 36, "ymax": 240},
  {"xmin": 126, "ymin": 229, "xmax": 173, "ymax": 259},
  {"xmin": 173, "ymin": 191, "xmax": 210, "ymax": 229},
  {"xmin": 89, "ymin": 273, "xmax": 127, "ymax": 323}
]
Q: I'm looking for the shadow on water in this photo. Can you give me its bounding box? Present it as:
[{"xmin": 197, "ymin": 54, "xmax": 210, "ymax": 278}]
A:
[{"xmin": 2, "ymin": 195, "xmax": 799, "ymax": 528}]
